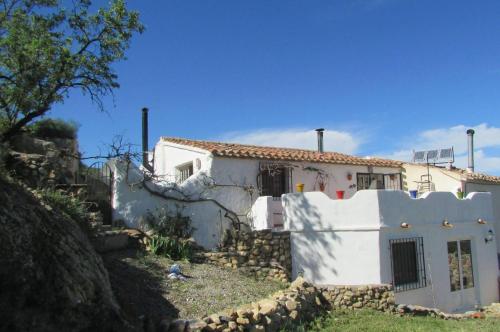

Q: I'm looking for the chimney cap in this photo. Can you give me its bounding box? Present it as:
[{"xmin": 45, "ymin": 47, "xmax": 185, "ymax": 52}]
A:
[
  {"xmin": 467, "ymin": 129, "xmax": 475, "ymax": 135},
  {"xmin": 315, "ymin": 128, "xmax": 325, "ymax": 132},
  {"xmin": 142, "ymin": 107, "xmax": 149, "ymax": 112}
]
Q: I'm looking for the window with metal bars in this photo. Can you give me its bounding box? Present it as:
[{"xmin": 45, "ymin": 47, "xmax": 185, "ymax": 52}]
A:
[
  {"xmin": 390, "ymin": 237, "xmax": 427, "ymax": 292},
  {"xmin": 259, "ymin": 167, "xmax": 292, "ymax": 198},
  {"xmin": 175, "ymin": 162, "xmax": 193, "ymax": 184}
]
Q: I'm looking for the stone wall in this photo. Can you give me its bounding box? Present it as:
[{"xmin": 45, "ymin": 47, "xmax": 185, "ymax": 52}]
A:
[
  {"xmin": 164, "ymin": 277, "xmax": 483, "ymax": 331},
  {"xmin": 164, "ymin": 278, "xmax": 395, "ymax": 332},
  {"xmin": 321, "ymin": 285, "xmax": 395, "ymax": 311},
  {"xmin": 202, "ymin": 229, "xmax": 292, "ymax": 282}
]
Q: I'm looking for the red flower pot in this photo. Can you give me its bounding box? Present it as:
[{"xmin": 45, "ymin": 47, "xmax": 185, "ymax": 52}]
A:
[{"xmin": 336, "ymin": 190, "xmax": 345, "ymax": 199}]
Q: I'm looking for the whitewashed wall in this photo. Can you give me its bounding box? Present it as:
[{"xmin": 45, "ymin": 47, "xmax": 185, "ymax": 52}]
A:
[
  {"xmin": 402, "ymin": 164, "xmax": 462, "ymax": 193},
  {"xmin": 153, "ymin": 141, "xmax": 212, "ymax": 182},
  {"xmin": 466, "ymin": 183, "xmax": 500, "ymax": 254},
  {"xmin": 403, "ymin": 163, "xmax": 500, "ymax": 255},
  {"xmin": 282, "ymin": 190, "xmax": 498, "ymax": 313},
  {"xmin": 110, "ymin": 159, "xmax": 233, "ymax": 249}
]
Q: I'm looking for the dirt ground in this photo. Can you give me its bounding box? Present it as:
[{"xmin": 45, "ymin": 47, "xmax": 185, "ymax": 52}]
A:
[{"xmin": 102, "ymin": 249, "xmax": 287, "ymax": 328}]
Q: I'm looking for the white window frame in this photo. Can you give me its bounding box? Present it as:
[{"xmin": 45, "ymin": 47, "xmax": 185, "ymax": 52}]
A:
[{"xmin": 175, "ymin": 161, "xmax": 193, "ymax": 184}]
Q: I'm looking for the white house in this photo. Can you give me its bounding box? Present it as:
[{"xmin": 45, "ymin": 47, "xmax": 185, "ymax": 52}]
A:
[
  {"xmin": 152, "ymin": 136, "xmax": 403, "ymax": 228},
  {"xmin": 282, "ymin": 190, "xmax": 499, "ymax": 313},
  {"xmin": 111, "ymin": 135, "xmax": 402, "ymax": 247}
]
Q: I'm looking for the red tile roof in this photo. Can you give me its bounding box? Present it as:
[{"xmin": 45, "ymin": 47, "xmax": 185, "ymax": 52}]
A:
[
  {"xmin": 452, "ymin": 168, "xmax": 500, "ymax": 184},
  {"xmin": 162, "ymin": 137, "xmax": 402, "ymax": 168}
]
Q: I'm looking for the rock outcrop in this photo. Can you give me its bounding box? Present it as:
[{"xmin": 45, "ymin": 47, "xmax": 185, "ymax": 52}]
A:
[
  {"xmin": 0, "ymin": 175, "xmax": 131, "ymax": 331},
  {"xmin": 7, "ymin": 133, "xmax": 79, "ymax": 187}
]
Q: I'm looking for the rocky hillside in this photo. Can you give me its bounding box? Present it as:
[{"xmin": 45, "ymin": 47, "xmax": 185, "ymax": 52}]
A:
[{"xmin": 0, "ymin": 174, "xmax": 132, "ymax": 331}]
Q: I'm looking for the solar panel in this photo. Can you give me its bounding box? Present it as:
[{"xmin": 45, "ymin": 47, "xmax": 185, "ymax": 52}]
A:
[
  {"xmin": 437, "ymin": 147, "xmax": 454, "ymax": 163},
  {"xmin": 412, "ymin": 148, "xmax": 454, "ymax": 164},
  {"xmin": 427, "ymin": 150, "xmax": 438, "ymax": 162},
  {"xmin": 413, "ymin": 151, "xmax": 427, "ymax": 163},
  {"xmin": 439, "ymin": 148, "xmax": 453, "ymax": 160}
]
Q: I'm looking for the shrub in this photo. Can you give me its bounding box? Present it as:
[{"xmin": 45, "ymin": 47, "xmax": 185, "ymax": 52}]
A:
[
  {"xmin": 0, "ymin": 141, "xmax": 8, "ymax": 171},
  {"xmin": 148, "ymin": 234, "xmax": 193, "ymax": 260},
  {"xmin": 142, "ymin": 207, "xmax": 194, "ymax": 238},
  {"xmin": 29, "ymin": 118, "xmax": 79, "ymax": 139},
  {"xmin": 0, "ymin": 116, "xmax": 9, "ymax": 137},
  {"xmin": 144, "ymin": 207, "xmax": 195, "ymax": 261},
  {"xmin": 39, "ymin": 189, "xmax": 89, "ymax": 223}
]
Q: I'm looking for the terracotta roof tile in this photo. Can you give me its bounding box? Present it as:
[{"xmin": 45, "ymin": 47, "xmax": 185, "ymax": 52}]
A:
[
  {"xmin": 452, "ymin": 168, "xmax": 500, "ymax": 184},
  {"xmin": 162, "ymin": 137, "xmax": 402, "ymax": 168}
]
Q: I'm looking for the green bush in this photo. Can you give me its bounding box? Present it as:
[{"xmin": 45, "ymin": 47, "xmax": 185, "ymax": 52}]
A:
[
  {"xmin": 0, "ymin": 116, "xmax": 9, "ymax": 136},
  {"xmin": 39, "ymin": 189, "xmax": 89, "ymax": 223},
  {"xmin": 144, "ymin": 208, "xmax": 195, "ymax": 261},
  {"xmin": 144, "ymin": 207, "xmax": 194, "ymax": 238},
  {"xmin": 148, "ymin": 234, "xmax": 193, "ymax": 260},
  {"xmin": 29, "ymin": 118, "xmax": 79, "ymax": 139}
]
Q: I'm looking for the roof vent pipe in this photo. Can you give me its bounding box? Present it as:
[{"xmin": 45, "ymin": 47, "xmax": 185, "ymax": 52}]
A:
[
  {"xmin": 315, "ymin": 128, "xmax": 324, "ymax": 153},
  {"xmin": 142, "ymin": 107, "xmax": 151, "ymax": 171},
  {"xmin": 466, "ymin": 128, "xmax": 475, "ymax": 173}
]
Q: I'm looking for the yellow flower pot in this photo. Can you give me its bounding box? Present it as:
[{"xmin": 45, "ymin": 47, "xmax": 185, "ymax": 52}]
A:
[{"xmin": 296, "ymin": 183, "xmax": 304, "ymax": 193}]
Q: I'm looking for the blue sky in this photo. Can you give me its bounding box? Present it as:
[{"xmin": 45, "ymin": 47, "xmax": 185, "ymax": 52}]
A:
[{"xmin": 51, "ymin": 0, "xmax": 500, "ymax": 174}]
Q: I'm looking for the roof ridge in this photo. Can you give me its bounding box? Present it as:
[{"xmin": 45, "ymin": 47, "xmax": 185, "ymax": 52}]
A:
[
  {"xmin": 161, "ymin": 136, "xmax": 402, "ymax": 167},
  {"xmin": 162, "ymin": 136, "xmax": 391, "ymax": 159}
]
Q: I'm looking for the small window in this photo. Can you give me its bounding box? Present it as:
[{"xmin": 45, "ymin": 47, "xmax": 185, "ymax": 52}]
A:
[
  {"xmin": 447, "ymin": 240, "xmax": 474, "ymax": 292},
  {"xmin": 176, "ymin": 162, "xmax": 193, "ymax": 183},
  {"xmin": 390, "ymin": 237, "xmax": 427, "ymax": 292},
  {"xmin": 357, "ymin": 173, "xmax": 401, "ymax": 190},
  {"xmin": 357, "ymin": 173, "xmax": 385, "ymax": 190},
  {"xmin": 259, "ymin": 166, "xmax": 292, "ymax": 198}
]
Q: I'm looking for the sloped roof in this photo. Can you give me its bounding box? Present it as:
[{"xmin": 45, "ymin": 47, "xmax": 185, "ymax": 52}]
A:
[
  {"xmin": 404, "ymin": 163, "xmax": 500, "ymax": 185},
  {"xmin": 161, "ymin": 137, "xmax": 402, "ymax": 168},
  {"xmin": 453, "ymin": 168, "xmax": 500, "ymax": 184}
]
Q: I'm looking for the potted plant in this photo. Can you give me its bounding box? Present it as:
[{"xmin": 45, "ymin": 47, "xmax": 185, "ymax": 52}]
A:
[
  {"xmin": 457, "ymin": 189, "xmax": 464, "ymax": 199},
  {"xmin": 347, "ymin": 172, "xmax": 353, "ymax": 181},
  {"xmin": 336, "ymin": 190, "xmax": 345, "ymax": 199}
]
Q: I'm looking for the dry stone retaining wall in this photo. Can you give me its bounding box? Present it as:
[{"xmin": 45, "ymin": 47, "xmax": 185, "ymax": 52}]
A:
[
  {"xmin": 164, "ymin": 278, "xmax": 395, "ymax": 332},
  {"xmin": 202, "ymin": 229, "xmax": 292, "ymax": 282}
]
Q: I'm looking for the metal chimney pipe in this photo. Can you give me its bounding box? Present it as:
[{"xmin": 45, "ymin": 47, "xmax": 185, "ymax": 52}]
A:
[
  {"xmin": 315, "ymin": 128, "xmax": 324, "ymax": 153},
  {"xmin": 466, "ymin": 129, "xmax": 475, "ymax": 173},
  {"xmin": 142, "ymin": 107, "xmax": 149, "ymax": 169}
]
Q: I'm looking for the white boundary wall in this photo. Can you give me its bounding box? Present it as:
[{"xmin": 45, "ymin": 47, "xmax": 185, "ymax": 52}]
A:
[{"xmin": 282, "ymin": 190, "xmax": 499, "ymax": 312}]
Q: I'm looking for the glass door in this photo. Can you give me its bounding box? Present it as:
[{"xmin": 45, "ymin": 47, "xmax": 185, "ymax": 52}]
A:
[{"xmin": 447, "ymin": 240, "xmax": 477, "ymax": 311}]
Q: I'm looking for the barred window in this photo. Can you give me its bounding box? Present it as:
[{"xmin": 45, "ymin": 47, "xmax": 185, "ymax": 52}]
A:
[
  {"xmin": 175, "ymin": 162, "xmax": 193, "ymax": 184},
  {"xmin": 258, "ymin": 164, "xmax": 292, "ymax": 199},
  {"xmin": 390, "ymin": 237, "xmax": 427, "ymax": 292}
]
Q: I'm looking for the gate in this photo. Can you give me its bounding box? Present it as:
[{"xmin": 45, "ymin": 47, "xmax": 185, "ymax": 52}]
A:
[{"xmin": 82, "ymin": 161, "xmax": 114, "ymax": 225}]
